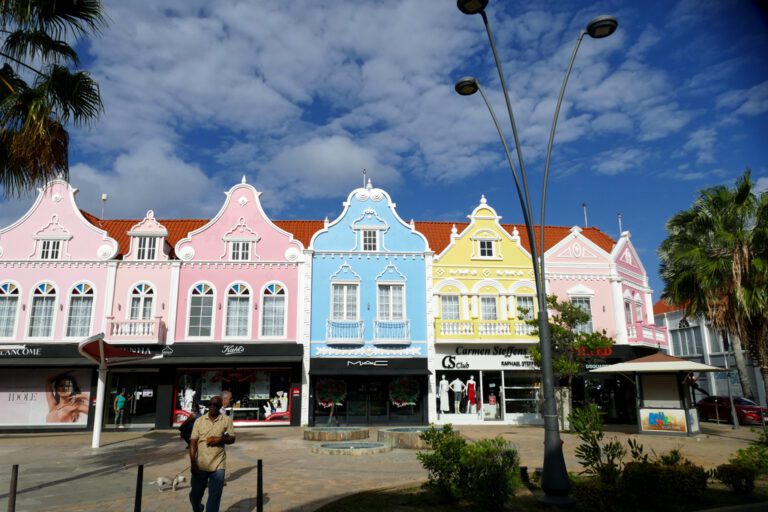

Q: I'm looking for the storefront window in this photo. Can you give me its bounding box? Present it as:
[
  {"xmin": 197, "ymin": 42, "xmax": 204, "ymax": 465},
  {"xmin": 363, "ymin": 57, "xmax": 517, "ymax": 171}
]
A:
[
  {"xmin": 502, "ymin": 371, "xmax": 540, "ymax": 414},
  {"xmin": 313, "ymin": 378, "xmax": 347, "ymax": 424},
  {"xmin": 174, "ymin": 368, "xmax": 291, "ymax": 425},
  {"xmin": 437, "ymin": 371, "xmax": 480, "ymax": 416}
]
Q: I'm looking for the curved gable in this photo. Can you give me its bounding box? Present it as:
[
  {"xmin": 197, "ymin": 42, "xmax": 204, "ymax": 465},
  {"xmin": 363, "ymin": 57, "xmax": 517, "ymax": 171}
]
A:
[
  {"xmin": 310, "ymin": 181, "xmax": 429, "ymax": 253},
  {"xmin": 174, "ymin": 178, "xmax": 303, "ymax": 262},
  {"xmin": 0, "ymin": 179, "xmax": 118, "ymax": 261},
  {"xmin": 545, "ymin": 226, "xmax": 611, "ymax": 266}
]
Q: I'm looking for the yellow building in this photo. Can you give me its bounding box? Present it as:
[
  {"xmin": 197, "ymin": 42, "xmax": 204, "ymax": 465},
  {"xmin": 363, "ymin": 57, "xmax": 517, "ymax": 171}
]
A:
[{"xmin": 422, "ymin": 196, "xmax": 541, "ymax": 425}]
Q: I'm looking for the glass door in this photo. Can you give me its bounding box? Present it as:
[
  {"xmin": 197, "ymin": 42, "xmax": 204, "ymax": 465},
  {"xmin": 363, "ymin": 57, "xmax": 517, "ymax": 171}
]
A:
[
  {"xmin": 345, "ymin": 379, "xmax": 368, "ymax": 424},
  {"xmin": 108, "ymin": 371, "xmax": 158, "ymax": 427},
  {"xmin": 481, "ymin": 371, "xmax": 503, "ymax": 421},
  {"xmin": 367, "ymin": 379, "xmax": 389, "ymax": 424}
]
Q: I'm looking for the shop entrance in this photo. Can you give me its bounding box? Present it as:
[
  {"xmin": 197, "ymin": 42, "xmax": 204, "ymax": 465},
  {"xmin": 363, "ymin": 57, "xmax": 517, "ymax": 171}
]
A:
[
  {"xmin": 107, "ymin": 371, "xmax": 159, "ymax": 427},
  {"xmin": 346, "ymin": 379, "xmax": 388, "ymax": 424},
  {"xmin": 482, "ymin": 371, "xmax": 503, "ymax": 421}
]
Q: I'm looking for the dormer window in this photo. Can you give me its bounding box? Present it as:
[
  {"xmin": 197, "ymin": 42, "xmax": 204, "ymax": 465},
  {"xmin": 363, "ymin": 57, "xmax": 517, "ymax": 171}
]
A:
[
  {"xmin": 40, "ymin": 240, "xmax": 61, "ymax": 260},
  {"xmin": 479, "ymin": 240, "xmax": 494, "ymax": 257},
  {"xmin": 362, "ymin": 230, "xmax": 378, "ymax": 251},
  {"xmin": 136, "ymin": 237, "xmax": 157, "ymax": 261},
  {"xmin": 230, "ymin": 241, "xmax": 250, "ymax": 261}
]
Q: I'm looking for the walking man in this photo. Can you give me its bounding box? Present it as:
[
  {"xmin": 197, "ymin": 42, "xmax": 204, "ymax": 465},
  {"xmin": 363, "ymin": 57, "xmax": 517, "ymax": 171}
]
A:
[{"xmin": 189, "ymin": 395, "xmax": 236, "ymax": 512}]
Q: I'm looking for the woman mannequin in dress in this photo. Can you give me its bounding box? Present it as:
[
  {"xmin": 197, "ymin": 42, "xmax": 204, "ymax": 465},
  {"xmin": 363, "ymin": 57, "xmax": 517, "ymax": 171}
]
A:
[
  {"xmin": 466, "ymin": 375, "xmax": 477, "ymax": 414},
  {"xmin": 438, "ymin": 375, "xmax": 450, "ymax": 415}
]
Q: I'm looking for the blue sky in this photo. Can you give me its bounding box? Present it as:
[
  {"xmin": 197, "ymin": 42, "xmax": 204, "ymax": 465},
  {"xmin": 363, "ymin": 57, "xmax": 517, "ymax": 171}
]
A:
[{"xmin": 2, "ymin": 0, "xmax": 767, "ymax": 301}]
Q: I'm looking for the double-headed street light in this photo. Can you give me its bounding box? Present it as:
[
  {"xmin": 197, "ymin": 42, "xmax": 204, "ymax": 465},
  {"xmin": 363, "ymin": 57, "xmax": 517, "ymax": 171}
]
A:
[{"xmin": 455, "ymin": 0, "xmax": 617, "ymax": 505}]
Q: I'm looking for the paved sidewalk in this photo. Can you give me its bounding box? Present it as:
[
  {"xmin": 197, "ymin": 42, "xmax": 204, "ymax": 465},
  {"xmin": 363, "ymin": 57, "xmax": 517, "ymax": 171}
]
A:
[{"xmin": 0, "ymin": 423, "xmax": 761, "ymax": 512}]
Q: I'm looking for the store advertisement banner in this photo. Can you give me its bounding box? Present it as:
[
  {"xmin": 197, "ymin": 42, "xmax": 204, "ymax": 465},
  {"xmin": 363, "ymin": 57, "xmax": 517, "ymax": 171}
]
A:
[
  {"xmin": 639, "ymin": 408, "xmax": 687, "ymax": 433},
  {"xmin": 437, "ymin": 345, "xmax": 538, "ymax": 371},
  {"xmin": 0, "ymin": 369, "xmax": 91, "ymax": 426}
]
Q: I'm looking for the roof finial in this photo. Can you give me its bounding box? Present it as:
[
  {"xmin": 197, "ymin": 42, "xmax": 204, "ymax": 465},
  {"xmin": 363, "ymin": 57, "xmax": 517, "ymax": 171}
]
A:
[
  {"xmin": 366, "ymin": 178, "xmax": 372, "ymax": 190},
  {"xmin": 480, "ymin": 194, "xmax": 487, "ymax": 205},
  {"xmin": 511, "ymin": 226, "xmax": 520, "ymax": 240},
  {"xmin": 451, "ymin": 224, "xmax": 458, "ymax": 235},
  {"xmin": 324, "ymin": 216, "xmax": 330, "ymax": 228},
  {"xmin": 410, "ymin": 219, "xmax": 415, "ymax": 229},
  {"xmin": 241, "ymin": 175, "xmax": 247, "ymax": 184}
]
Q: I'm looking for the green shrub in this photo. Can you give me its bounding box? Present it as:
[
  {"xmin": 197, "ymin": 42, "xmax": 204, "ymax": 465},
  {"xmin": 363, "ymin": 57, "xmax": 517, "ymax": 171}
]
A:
[
  {"xmin": 459, "ymin": 437, "xmax": 520, "ymax": 511},
  {"xmin": 417, "ymin": 424, "xmax": 466, "ymax": 502},
  {"xmin": 658, "ymin": 448, "xmax": 683, "ymax": 466},
  {"xmin": 622, "ymin": 460, "xmax": 708, "ymax": 505},
  {"xmin": 730, "ymin": 444, "xmax": 768, "ymax": 475},
  {"xmin": 571, "ymin": 478, "xmax": 615, "ymax": 512},
  {"xmin": 569, "ymin": 404, "xmax": 625, "ymax": 485},
  {"xmin": 714, "ymin": 463, "xmax": 756, "ymax": 494}
]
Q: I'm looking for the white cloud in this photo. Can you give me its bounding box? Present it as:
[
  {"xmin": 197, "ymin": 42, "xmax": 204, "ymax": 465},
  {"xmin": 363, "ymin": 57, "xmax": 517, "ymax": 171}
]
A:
[
  {"xmin": 755, "ymin": 176, "xmax": 768, "ymax": 195},
  {"xmin": 592, "ymin": 148, "xmax": 648, "ymax": 175},
  {"xmin": 683, "ymin": 128, "xmax": 717, "ymax": 164},
  {"xmin": 717, "ymin": 80, "xmax": 768, "ymax": 117}
]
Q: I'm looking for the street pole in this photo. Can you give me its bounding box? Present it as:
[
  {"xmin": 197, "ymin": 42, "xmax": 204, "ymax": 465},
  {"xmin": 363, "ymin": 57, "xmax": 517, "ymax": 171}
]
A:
[{"xmin": 454, "ymin": 1, "xmax": 617, "ymax": 505}]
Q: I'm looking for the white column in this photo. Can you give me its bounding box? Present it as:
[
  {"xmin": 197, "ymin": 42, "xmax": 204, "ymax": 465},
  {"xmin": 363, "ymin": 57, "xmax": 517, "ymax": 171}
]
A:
[
  {"xmin": 166, "ymin": 261, "xmax": 181, "ymax": 342},
  {"xmin": 101, "ymin": 262, "xmax": 118, "ymax": 332},
  {"xmin": 610, "ymin": 276, "xmax": 628, "ymax": 344},
  {"xmin": 499, "ymin": 295, "xmax": 508, "ymax": 320},
  {"xmin": 91, "ymin": 367, "xmax": 107, "ymax": 448},
  {"xmin": 300, "ymin": 250, "xmax": 313, "ymax": 426}
]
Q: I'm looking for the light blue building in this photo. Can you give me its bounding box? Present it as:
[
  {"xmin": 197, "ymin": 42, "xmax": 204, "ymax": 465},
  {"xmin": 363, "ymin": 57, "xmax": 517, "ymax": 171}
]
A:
[{"xmin": 307, "ymin": 181, "xmax": 431, "ymax": 425}]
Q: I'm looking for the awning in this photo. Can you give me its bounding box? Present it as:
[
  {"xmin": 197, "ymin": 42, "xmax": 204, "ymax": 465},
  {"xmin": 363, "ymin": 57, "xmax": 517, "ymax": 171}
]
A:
[
  {"xmin": 590, "ymin": 353, "xmax": 723, "ymax": 374},
  {"xmin": 78, "ymin": 334, "xmax": 164, "ymax": 367}
]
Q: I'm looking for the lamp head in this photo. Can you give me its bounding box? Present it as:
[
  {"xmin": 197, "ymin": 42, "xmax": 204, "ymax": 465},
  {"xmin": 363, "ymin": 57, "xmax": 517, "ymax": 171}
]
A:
[
  {"xmin": 457, "ymin": 0, "xmax": 488, "ymax": 15},
  {"xmin": 454, "ymin": 77, "xmax": 479, "ymax": 96},
  {"xmin": 586, "ymin": 15, "xmax": 618, "ymax": 39}
]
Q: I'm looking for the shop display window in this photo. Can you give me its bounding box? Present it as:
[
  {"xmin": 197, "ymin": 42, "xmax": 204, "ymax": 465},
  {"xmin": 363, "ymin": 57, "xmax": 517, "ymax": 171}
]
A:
[
  {"xmin": 436, "ymin": 371, "xmax": 480, "ymax": 416},
  {"xmin": 502, "ymin": 371, "xmax": 540, "ymax": 414},
  {"xmin": 174, "ymin": 368, "xmax": 291, "ymax": 425}
]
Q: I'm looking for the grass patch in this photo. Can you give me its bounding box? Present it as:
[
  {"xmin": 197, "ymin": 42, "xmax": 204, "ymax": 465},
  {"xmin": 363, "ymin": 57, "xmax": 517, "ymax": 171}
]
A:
[{"xmin": 315, "ymin": 478, "xmax": 768, "ymax": 512}]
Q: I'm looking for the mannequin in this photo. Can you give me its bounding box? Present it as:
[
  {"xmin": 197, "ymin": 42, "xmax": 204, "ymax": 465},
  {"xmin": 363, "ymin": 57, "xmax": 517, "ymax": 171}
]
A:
[
  {"xmin": 449, "ymin": 377, "xmax": 466, "ymax": 413},
  {"xmin": 438, "ymin": 375, "xmax": 450, "ymax": 414},
  {"xmin": 466, "ymin": 375, "xmax": 477, "ymax": 414}
]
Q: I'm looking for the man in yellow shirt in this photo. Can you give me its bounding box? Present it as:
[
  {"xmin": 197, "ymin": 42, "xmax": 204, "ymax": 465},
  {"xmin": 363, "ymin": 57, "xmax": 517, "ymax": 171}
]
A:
[{"xmin": 188, "ymin": 395, "xmax": 236, "ymax": 512}]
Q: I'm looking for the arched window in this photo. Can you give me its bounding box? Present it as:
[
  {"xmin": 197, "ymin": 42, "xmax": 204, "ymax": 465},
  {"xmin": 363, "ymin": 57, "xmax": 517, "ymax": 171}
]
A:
[
  {"xmin": 225, "ymin": 283, "xmax": 250, "ymax": 337},
  {"xmin": 0, "ymin": 282, "xmax": 20, "ymax": 337},
  {"xmin": 261, "ymin": 283, "xmax": 286, "ymax": 337},
  {"xmin": 28, "ymin": 283, "xmax": 56, "ymax": 337},
  {"xmin": 188, "ymin": 283, "xmax": 214, "ymax": 337},
  {"xmin": 634, "ymin": 295, "xmax": 644, "ymax": 323},
  {"xmin": 130, "ymin": 283, "xmax": 154, "ymax": 320},
  {"xmin": 66, "ymin": 283, "xmax": 94, "ymax": 337}
]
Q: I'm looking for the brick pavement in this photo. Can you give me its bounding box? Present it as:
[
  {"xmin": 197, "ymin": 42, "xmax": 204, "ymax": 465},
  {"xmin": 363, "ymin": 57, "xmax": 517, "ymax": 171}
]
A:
[{"xmin": 0, "ymin": 423, "xmax": 762, "ymax": 512}]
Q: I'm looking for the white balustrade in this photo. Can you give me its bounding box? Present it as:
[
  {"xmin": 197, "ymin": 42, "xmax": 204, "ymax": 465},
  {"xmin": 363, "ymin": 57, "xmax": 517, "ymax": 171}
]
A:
[
  {"xmin": 105, "ymin": 316, "xmax": 165, "ymax": 342},
  {"xmin": 326, "ymin": 319, "xmax": 365, "ymax": 344},
  {"xmin": 438, "ymin": 320, "xmax": 474, "ymax": 336}
]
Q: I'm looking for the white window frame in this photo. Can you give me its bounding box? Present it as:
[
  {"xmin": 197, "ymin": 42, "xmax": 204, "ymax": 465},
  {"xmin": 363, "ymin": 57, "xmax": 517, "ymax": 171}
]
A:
[
  {"xmin": 362, "ymin": 230, "xmax": 378, "ymax": 252},
  {"xmin": 260, "ymin": 282, "xmax": 288, "ymax": 339},
  {"xmin": 39, "ymin": 239, "xmax": 61, "ymax": 260},
  {"xmin": 230, "ymin": 241, "xmax": 251, "ymax": 261},
  {"xmin": 223, "ymin": 282, "xmax": 251, "ymax": 339},
  {"xmin": 0, "ymin": 282, "xmax": 21, "ymax": 339},
  {"xmin": 65, "ymin": 283, "xmax": 95, "ymax": 338},
  {"xmin": 479, "ymin": 295, "xmax": 498, "ymax": 321},
  {"xmin": 441, "ymin": 294, "xmax": 461, "ymax": 321},
  {"xmin": 478, "ymin": 239, "xmax": 495, "ymax": 258},
  {"xmin": 136, "ymin": 236, "xmax": 157, "ymax": 261},
  {"xmin": 26, "ymin": 282, "xmax": 57, "ymax": 339},
  {"xmin": 515, "ymin": 295, "xmax": 535, "ymax": 321},
  {"xmin": 331, "ymin": 282, "xmax": 359, "ymax": 321},
  {"xmin": 571, "ymin": 296, "xmax": 593, "ymax": 334},
  {"xmin": 187, "ymin": 282, "xmax": 216, "ymax": 339},
  {"xmin": 624, "ymin": 301, "xmax": 633, "ymax": 324},
  {"xmin": 377, "ymin": 283, "xmax": 405, "ymax": 321},
  {"xmin": 634, "ymin": 299, "xmax": 644, "ymax": 324},
  {"xmin": 128, "ymin": 283, "xmax": 155, "ymax": 321}
]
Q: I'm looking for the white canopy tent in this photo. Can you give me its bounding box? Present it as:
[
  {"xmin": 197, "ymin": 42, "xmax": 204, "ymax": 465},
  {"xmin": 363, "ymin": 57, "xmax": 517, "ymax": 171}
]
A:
[{"xmin": 78, "ymin": 334, "xmax": 163, "ymax": 448}]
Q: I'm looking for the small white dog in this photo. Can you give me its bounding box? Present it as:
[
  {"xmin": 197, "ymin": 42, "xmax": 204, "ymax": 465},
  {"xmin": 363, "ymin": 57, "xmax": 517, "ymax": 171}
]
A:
[{"xmin": 150, "ymin": 474, "xmax": 186, "ymax": 492}]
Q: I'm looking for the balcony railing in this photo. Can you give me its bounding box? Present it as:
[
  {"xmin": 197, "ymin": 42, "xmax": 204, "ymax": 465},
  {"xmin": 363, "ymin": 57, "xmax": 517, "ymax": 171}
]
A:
[
  {"xmin": 106, "ymin": 316, "xmax": 166, "ymax": 343},
  {"xmin": 373, "ymin": 320, "xmax": 410, "ymax": 345},
  {"xmin": 326, "ymin": 319, "xmax": 364, "ymax": 345},
  {"xmin": 435, "ymin": 319, "xmax": 537, "ymax": 340},
  {"xmin": 627, "ymin": 322, "xmax": 668, "ymax": 347}
]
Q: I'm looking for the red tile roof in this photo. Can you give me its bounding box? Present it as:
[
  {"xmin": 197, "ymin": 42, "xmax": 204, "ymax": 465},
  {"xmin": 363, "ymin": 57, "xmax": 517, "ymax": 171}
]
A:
[
  {"xmin": 414, "ymin": 221, "xmax": 615, "ymax": 254},
  {"xmin": 653, "ymin": 299, "xmax": 685, "ymax": 315},
  {"xmin": 81, "ymin": 211, "xmax": 615, "ymax": 257}
]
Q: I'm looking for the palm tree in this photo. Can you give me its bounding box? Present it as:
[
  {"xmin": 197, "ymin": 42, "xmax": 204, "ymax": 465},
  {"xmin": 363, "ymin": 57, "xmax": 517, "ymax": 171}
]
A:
[
  {"xmin": 659, "ymin": 170, "xmax": 768, "ymax": 401},
  {"xmin": 1, "ymin": 0, "xmax": 104, "ymax": 196}
]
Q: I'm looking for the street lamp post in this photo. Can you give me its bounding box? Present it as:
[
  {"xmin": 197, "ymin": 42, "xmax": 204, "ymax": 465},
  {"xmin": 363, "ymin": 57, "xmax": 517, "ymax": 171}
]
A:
[{"xmin": 455, "ymin": 0, "xmax": 617, "ymax": 505}]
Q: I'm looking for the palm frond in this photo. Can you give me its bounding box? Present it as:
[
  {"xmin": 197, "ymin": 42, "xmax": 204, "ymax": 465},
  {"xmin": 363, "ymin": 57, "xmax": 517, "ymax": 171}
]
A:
[{"xmin": 2, "ymin": 29, "xmax": 79, "ymax": 66}]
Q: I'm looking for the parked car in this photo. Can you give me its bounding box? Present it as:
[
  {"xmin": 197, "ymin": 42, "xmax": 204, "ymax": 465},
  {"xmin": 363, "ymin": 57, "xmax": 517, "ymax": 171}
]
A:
[{"xmin": 696, "ymin": 396, "xmax": 768, "ymax": 425}]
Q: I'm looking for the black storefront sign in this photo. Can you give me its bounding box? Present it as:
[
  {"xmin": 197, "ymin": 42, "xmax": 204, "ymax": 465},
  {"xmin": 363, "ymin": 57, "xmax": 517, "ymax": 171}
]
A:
[
  {"xmin": 1, "ymin": 342, "xmax": 303, "ymax": 365},
  {"xmin": 311, "ymin": 358, "xmax": 429, "ymax": 375}
]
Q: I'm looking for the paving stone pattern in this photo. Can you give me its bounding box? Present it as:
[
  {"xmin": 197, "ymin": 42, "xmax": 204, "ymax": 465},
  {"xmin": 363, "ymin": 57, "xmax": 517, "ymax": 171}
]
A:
[{"xmin": 0, "ymin": 423, "xmax": 761, "ymax": 512}]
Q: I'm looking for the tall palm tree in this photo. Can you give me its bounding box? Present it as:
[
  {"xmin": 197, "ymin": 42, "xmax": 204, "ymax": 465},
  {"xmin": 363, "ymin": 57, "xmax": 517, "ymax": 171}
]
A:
[
  {"xmin": 659, "ymin": 170, "xmax": 768, "ymax": 401},
  {"xmin": 0, "ymin": 0, "xmax": 104, "ymax": 196}
]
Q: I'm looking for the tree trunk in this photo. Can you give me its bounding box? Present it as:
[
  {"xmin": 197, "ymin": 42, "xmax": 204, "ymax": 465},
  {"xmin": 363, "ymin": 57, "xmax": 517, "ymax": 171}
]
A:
[{"xmin": 730, "ymin": 334, "xmax": 755, "ymax": 399}]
